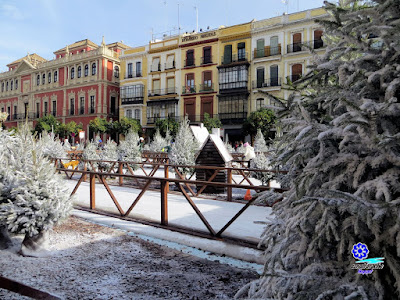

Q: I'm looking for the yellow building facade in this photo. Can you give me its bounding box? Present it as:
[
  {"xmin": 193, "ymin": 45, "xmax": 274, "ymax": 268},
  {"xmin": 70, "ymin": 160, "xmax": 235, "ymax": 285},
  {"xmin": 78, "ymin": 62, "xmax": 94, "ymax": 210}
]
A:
[
  {"xmin": 119, "ymin": 45, "xmax": 148, "ymax": 126},
  {"xmin": 179, "ymin": 30, "xmax": 220, "ymax": 123}
]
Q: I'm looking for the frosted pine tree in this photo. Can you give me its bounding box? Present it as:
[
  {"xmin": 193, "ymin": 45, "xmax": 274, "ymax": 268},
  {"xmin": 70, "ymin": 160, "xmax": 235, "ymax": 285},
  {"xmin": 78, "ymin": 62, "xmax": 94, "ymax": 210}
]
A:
[
  {"xmin": 82, "ymin": 140, "xmax": 100, "ymax": 171},
  {"xmin": 0, "ymin": 124, "xmax": 73, "ymax": 256},
  {"xmin": 39, "ymin": 131, "xmax": 65, "ymax": 159},
  {"xmin": 237, "ymin": 1, "xmax": 400, "ymax": 299},
  {"xmin": 253, "ymin": 129, "xmax": 269, "ymax": 153},
  {"xmin": 224, "ymin": 141, "xmax": 235, "ymax": 153},
  {"xmin": 118, "ymin": 129, "xmax": 141, "ymax": 170},
  {"xmin": 169, "ymin": 117, "xmax": 199, "ymax": 175},
  {"xmin": 149, "ymin": 128, "xmax": 167, "ymax": 152},
  {"xmin": 62, "ymin": 139, "xmax": 71, "ymax": 151},
  {"xmin": 99, "ymin": 139, "xmax": 118, "ymax": 171}
]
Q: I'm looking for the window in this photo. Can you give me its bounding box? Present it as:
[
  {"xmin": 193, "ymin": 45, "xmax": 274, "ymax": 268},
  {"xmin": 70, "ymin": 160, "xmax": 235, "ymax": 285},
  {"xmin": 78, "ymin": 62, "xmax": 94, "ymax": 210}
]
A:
[
  {"xmin": 185, "ymin": 73, "xmax": 195, "ymax": 93},
  {"xmin": 114, "ymin": 66, "xmax": 119, "ymax": 78},
  {"xmin": 127, "ymin": 63, "xmax": 133, "ymax": 78},
  {"xmin": 136, "ymin": 62, "xmax": 141, "ymax": 77},
  {"xmin": 237, "ymin": 42, "xmax": 246, "ymax": 61},
  {"xmin": 44, "ymin": 102, "xmax": 48, "ymax": 115},
  {"xmin": 14, "ymin": 105, "xmax": 17, "ymax": 118},
  {"xmin": 15, "ymin": 80, "xmax": 18, "ymax": 90},
  {"xmin": 218, "ymin": 65, "xmax": 248, "ymax": 90},
  {"xmin": 54, "ymin": 71, "xmax": 58, "ymax": 82},
  {"xmin": 134, "ymin": 109, "xmax": 141, "ymax": 120},
  {"xmin": 153, "ymin": 79, "xmax": 160, "ymax": 94},
  {"xmin": 270, "ymin": 65, "xmax": 279, "ymax": 86},
  {"xmin": 256, "ymin": 98, "xmax": 264, "ymax": 110},
  {"xmin": 1, "ymin": 82, "xmax": 3, "ymax": 92},
  {"xmin": 121, "ymin": 85, "xmax": 144, "ymax": 103},
  {"xmin": 203, "ymin": 47, "xmax": 212, "ymax": 64},
  {"xmin": 256, "ymin": 68, "xmax": 265, "ymax": 88},
  {"xmin": 42, "ymin": 74, "xmax": 45, "ymax": 84},
  {"xmin": 167, "ymin": 103, "xmax": 176, "ymax": 118},
  {"xmin": 71, "ymin": 67, "xmax": 75, "ymax": 79},
  {"xmin": 7, "ymin": 107, "xmax": 10, "ymax": 120},
  {"xmin": 80, "ymin": 97, "xmax": 85, "ymax": 114},
  {"xmin": 202, "ymin": 71, "xmax": 212, "ymax": 91},
  {"xmin": 126, "ymin": 109, "xmax": 132, "ymax": 118},
  {"xmin": 290, "ymin": 64, "xmax": 302, "ymax": 82},
  {"xmin": 70, "ymin": 98, "xmax": 75, "ymax": 115},
  {"xmin": 6, "ymin": 82, "xmax": 8, "ymax": 91},
  {"xmin": 292, "ymin": 33, "xmax": 302, "ymax": 52},
  {"xmin": 92, "ymin": 63, "xmax": 96, "ymax": 75},
  {"xmin": 186, "ymin": 50, "xmax": 194, "ymax": 67},
  {"xmin": 52, "ymin": 100, "xmax": 56, "ymax": 116},
  {"xmin": 78, "ymin": 66, "xmax": 82, "ymax": 78},
  {"xmin": 270, "ymin": 36, "xmax": 279, "ymax": 55},
  {"xmin": 84, "ymin": 64, "xmax": 89, "ymax": 76},
  {"xmin": 37, "ymin": 75, "xmax": 40, "ymax": 86},
  {"xmin": 36, "ymin": 103, "xmax": 40, "ymax": 118},
  {"xmin": 256, "ymin": 39, "xmax": 265, "ymax": 58},
  {"xmin": 90, "ymin": 95, "xmax": 95, "ymax": 113},
  {"xmin": 223, "ymin": 45, "xmax": 232, "ymax": 64},
  {"xmin": 10, "ymin": 80, "xmax": 13, "ymax": 90},
  {"xmin": 152, "ymin": 58, "xmax": 160, "ymax": 72},
  {"xmin": 314, "ymin": 30, "xmax": 323, "ymax": 49},
  {"xmin": 166, "ymin": 55, "xmax": 175, "ymax": 69},
  {"xmin": 218, "ymin": 95, "xmax": 248, "ymax": 121},
  {"xmin": 167, "ymin": 77, "xmax": 175, "ymax": 94}
]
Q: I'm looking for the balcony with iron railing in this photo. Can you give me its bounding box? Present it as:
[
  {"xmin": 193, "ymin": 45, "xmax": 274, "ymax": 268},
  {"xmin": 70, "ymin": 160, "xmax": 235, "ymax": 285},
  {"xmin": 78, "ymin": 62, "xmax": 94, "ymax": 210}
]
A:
[
  {"xmin": 287, "ymin": 39, "xmax": 325, "ymax": 53},
  {"xmin": 184, "ymin": 58, "xmax": 195, "ymax": 68},
  {"xmin": 220, "ymin": 52, "xmax": 248, "ymax": 65},
  {"xmin": 124, "ymin": 71, "xmax": 142, "ymax": 79},
  {"xmin": 149, "ymin": 63, "xmax": 162, "ymax": 73},
  {"xmin": 198, "ymin": 83, "xmax": 214, "ymax": 93},
  {"xmin": 182, "ymin": 85, "xmax": 196, "ymax": 94},
  {"xmin": 121, "ymin": 96, "xmax": 144, "ymax": 105},
  {"xmin": 253, "ymin": 45, "xmax": 281, "ymax": 59},
  {"xmin": 148, "ymin": 87, "xmax": 177, "ymax": 97},
  {"xmin": 218, "ymin": 112, "xmax": 248, "ymax": 124},
  {"xmin": 201, "ymin": 56, "xmax": 213, "ymax": 65},
  {"xmin": 165, "ymin": 61, "xmax": 176, "ymax": 70},
  {"xmin": 252, "ymin": 78, "xmax": 282, "ymax": 89},
  {"xmin": 219, "ymin": 81, "xmax": 248, "ymax": 92},
  {"xmin": 286, "ymin": 74, "xmax": 302, "ymax": 83},
  {"xmin": 12, "ymin": 113, "xmax": 36, "ymax": 120},
  {"xmin": 146, "ymin": 115, "xmax": 180, "ymax": 124}
]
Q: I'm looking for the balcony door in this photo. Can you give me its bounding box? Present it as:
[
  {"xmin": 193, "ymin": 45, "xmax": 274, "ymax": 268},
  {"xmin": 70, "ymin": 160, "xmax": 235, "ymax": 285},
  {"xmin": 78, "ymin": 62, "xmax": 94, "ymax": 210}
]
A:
[
  {"xmin": 110, "ymin": 96, "xmax": 116, "ymax": 115},
  {"xmin": 293, "ymin": 33, "xmax": 302, "ymax": 52},
  {"xmin": 256, "ymin": 68, "xmax": 265, "ymax": 88},
  {"xmin": 201, "ymin": 96, "xmax": 213, "ymax": 121},
  {"xmin": 223, "ymin": 45, "xmax": 232, "ymax": 64},
  {"xmin": 291, "ymin": 64, "xmax": 302, "ymax": 82},
  {"xmin": 184, "ymin": 98, "xmax": 196, "ymax": 122},
  {"xmin": 270, "ymin": 65, "xmax": 279, "ymax": 86},
  {"xmin": 186, "ymin": 73, "xmax": 195, "ymax": 93},
  {"xmin": 314, "ymin": 30, "xmax": 323, "ymax": 49},
  {"xmin": 270, "ymin": 36, "xmax": 279, "ymax": 55},
  {"xmin": 256, "ymin": 39, "xmax": 264, "ymax": 58}
]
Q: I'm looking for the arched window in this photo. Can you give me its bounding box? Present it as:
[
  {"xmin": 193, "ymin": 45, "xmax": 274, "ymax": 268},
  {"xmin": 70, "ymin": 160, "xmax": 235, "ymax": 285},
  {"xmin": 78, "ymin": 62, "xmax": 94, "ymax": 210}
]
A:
[
  {"xmin": 290, "ymin": 64, "xmax": 302, "ymax": 83},
  {"xmin": 134, "ymin": 109, "xmax": 141, "ymax": 120},
  {"xmin": 10, "ymin": 80, "xmax": 13, "ymax": 90},
  {"xmin": 48, "ymin": 72, "xmax": 51, "ymax": 83},
  {"xmin": 71, "ymin": 67, "xmax": 75, "ymax": 79},
  {"xmin": 84, "ymin": 64, "xmax": 89, "ymax": 76},
  {"xmin": 256, "ymin": 98, "xmax": 264, "ymax": 110},
  {"xmin": 78, "ymin": 66, "xmax": 82, "ymax": 78},
  {"xmin": 114, "ymin": 66, "xmax": 119, "ymax": 78},
  {"xmin": 125, "ymin": 109, "xmax": 132, "ymax": 118},
  {"xmin": 92, "ymin": 63, "xmax": 96, "ymax": 75},
  {"xmin": 42, "ymin": 74, "xmax": 45, "ymax": 84},
  {"xmin": 37, "ymin": 75, "xmax": 40, "ymax": 86},
  {"xmin": 54, "ymin": 71, "xmax": 58, "ymax": 82}
]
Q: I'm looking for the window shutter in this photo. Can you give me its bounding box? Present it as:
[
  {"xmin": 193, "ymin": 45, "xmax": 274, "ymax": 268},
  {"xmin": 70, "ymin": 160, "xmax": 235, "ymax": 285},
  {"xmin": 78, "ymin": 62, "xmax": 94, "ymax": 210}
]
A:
[{"xmin": 224, "ymin": 45, "xmax": 232, "ymax": 64}]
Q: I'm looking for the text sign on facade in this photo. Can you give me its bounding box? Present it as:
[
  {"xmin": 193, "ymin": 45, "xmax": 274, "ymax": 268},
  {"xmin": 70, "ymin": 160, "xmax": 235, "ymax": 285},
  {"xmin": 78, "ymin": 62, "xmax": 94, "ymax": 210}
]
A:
[{"xmin": 181, "ymin": 31, "xmax": 217, "ymax": 43}]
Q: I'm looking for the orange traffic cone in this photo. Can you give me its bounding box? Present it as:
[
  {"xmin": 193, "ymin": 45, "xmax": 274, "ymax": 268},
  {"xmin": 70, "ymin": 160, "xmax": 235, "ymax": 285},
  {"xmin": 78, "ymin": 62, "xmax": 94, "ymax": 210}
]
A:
[{"xmin": 244, "ymin": 189, "xmax": 252, "ymax": 201}]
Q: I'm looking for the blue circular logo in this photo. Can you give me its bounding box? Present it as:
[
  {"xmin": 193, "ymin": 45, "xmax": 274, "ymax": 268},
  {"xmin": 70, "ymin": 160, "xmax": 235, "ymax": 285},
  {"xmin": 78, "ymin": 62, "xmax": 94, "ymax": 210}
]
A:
[{"xmin": 352, "ymin": 242, "xmax": 369, "ymax": 260}]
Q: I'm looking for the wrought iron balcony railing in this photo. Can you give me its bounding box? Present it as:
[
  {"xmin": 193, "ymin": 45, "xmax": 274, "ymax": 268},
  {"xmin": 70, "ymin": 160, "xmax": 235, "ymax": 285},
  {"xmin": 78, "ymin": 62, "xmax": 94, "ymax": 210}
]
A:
[
  {"xmin": 184, "ymin": 59, "xmax": 195, "ymax": 67},
  {"xmin": 287, "ymin": 40, "xmax": 325, "ymax": 53},
  {"xmin": 221, "ymin": 52, "xmax": 248, "ymax": 65},
  {"xmin": 121, "ymin": 97, "xmax": 144, "ymax": 105},
  {"xmin": 286, "ymin": 75, "xmax": 302, "ymax": 83},
  {"xmin": 165, "ymin": 61, "xmax": 176, "ymax": 70},
  {"xmin": 150, "ymin": 64, "xmax": 162, "ymax": 72},
  {"xmin": 182, "ymin": 85, "xmax": 196, "ymax": 94},
  {"xmin": 199, "ymin": 83, "xmax": 214, "ymax": 92},
  {"xmin": 148, "ymin": 87, "xmax": 177, "ymax": 97},
  {"xmin": 124, "ymin": 72, "xmax": 142, "ymax": 79},
  {"xmin": 201, "ymin": 56, "xmax": 213, "ymax": 65},
  {"xmin": 253, "ymin": 45, "xmax": 281, "ymax": 58},
  {"xmin": 219, "ymin": 81, "xmax": 248, "ymax": 91},
  {"xmin": 252, "ymin": 78, "xmax": 282, "ymax": 89}
]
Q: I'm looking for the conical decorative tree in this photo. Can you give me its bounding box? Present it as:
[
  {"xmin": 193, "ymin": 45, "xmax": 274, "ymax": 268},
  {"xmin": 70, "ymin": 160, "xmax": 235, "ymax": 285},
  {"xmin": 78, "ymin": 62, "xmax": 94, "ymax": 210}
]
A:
[
  {"xmin": 118, "ymin": 129, "xmax": 141, "ymax": 170},
  {"xmin": 253, "ymin": 129, "xmax": 269, "ymax": 153},
  {"xmin": 0, "ymin": 124, "xmax": 73, "ymax": 256},
  {"xmin": 82, "ymin": 140, "xmax": 100, "ymax": 171},
  {"xmin": 149, "ymin": 128, "xmax": 167, "ymax": 152},
  {"xmin": 237, "ymin": 1, "xmax": 400, "ymax": 299},
  {"xmin": 39, "ymin": 131, "xmax": 65, "ymax": 159},
  {"xmin": 62, "ymin": 139, "xmax": 71, "ymax": 151},
  {"xmin": 169, "ymin": 117, "xmax": 199, "ymax": 175},
  {"xmin": 99, "ymin": 139, "xmax": 118, "ymax": 171}
]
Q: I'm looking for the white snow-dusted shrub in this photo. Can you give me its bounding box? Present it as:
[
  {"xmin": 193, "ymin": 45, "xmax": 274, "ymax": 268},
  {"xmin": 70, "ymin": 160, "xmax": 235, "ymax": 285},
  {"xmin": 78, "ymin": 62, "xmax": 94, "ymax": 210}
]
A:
[
  {"xmin": 99, "ymin": 139, "xmax": 118, "ymax": 171},
  {"xmin": 118, "ymin": 129, "xmax": 141, "ymax": 170},
  {"xmin": 169, "ymin": 117, "xmax": 199, "ymax": 175},
  {"xmin": 250, "ymin": 153, "xmax": 273, "ymax": 186},
  {"xmin": 149, "ymin": 128, "xmax": 167, "ymax": 152},
  {"xmin": 82, "ymin": 140, "xmax": 100, "ymax": 171},
  {"xmin": 62, "ymin": 139, "xmax": 71, "ymax": 151},
  {"xmin": 224, "ymin": 141, "xmax": 235, "ymax": 153},
  {"xmin": 237, "ymin": 1, "xmax": 400, "ymax": 299},
  {"xmin": 253, "ymin": 129, "xmax": 269, "ymax": 153},
  {"xmin": 0, "ymin": 124, "xmax": 73, "ymax": 238},
  {"xmin": 39, "ymin": 131, "xmax": 65, "ymax": 159}
]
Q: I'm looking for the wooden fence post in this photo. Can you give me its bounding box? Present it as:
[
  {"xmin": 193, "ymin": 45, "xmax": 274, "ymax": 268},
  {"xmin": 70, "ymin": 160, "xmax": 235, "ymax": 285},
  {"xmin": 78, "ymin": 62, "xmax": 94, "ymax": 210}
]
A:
[
  {"xmin": 227, "ymin": 168, "xmax": 232, "ymax": 202},
  {"xmin": 164, "ymin": 164, "xmax": 169, "ymax": 194},
  {"xmin": 83, "ymin": 161, "xmax": 87, "ymax": 181},
  {"xmin": 161, "ymin": 180, "xmax": 168, "ymax": 226},
  {"xmin": 118, "ymin": 162, "xmax": 123, "ymax": 186},
  {"xmin": 90, "ymin": 173, "xmax": 95, "ymax": 209}
]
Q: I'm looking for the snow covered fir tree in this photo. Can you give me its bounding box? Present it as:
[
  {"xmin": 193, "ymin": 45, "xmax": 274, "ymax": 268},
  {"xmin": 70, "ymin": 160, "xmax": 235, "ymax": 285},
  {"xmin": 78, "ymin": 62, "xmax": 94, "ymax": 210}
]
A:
[
  {"xmin": 169, "ymin": 117, "xmax": 199, "ymax": 175},
  {"xmin": 149, "ymin": 128, "xmax": 167, "ymax": 152},
  {"xmin": 117, "ymin": 129, "xmax": 142, "ymax": 168},
  {"xmin": 0, "ymin": 124, "xmax": 73, "ymax": 256},
  {"xmin": 237, "ymin": 1, "xmax": 400, "ymax": 299},
  {"xmin": 39, "ymin": 131, "xmax": 65, "ymax": 159}
]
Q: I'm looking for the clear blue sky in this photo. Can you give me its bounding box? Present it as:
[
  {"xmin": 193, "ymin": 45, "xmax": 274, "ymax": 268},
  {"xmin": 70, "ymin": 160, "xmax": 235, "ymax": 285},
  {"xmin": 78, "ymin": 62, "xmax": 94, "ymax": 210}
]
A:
[{"xmin": 0, "ymin": 0, "xmax": 325, "ymax": 71}]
